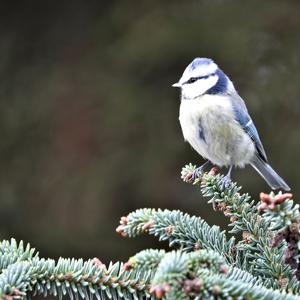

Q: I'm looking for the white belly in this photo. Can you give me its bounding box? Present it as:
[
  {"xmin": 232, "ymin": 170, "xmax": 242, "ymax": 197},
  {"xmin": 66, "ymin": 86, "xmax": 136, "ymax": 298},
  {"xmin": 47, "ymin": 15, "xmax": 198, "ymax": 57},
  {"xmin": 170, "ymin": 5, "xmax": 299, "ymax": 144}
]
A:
[{"xmin": 179, "ymin": 95, "xmax": 255, "ymax": 167}]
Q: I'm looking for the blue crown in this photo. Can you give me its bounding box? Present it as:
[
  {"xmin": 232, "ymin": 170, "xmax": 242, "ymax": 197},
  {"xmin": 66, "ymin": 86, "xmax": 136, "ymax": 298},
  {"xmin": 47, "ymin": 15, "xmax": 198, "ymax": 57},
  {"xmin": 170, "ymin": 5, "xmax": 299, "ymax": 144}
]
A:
[{"xmin": 190, "ymin": 58, "xmax": 214, "ymax": 70}]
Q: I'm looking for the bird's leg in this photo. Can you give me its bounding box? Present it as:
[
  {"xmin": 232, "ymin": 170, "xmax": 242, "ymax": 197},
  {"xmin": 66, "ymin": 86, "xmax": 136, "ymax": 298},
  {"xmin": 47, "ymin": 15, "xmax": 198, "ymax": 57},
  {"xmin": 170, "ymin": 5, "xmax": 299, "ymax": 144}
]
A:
[
  {"xmin": 192, "ymin": 160, "xmax": 212, "ymax": 180},
  {"xmin": 221, "ymin": 165, "xmax": 233, "ymax": 190}
]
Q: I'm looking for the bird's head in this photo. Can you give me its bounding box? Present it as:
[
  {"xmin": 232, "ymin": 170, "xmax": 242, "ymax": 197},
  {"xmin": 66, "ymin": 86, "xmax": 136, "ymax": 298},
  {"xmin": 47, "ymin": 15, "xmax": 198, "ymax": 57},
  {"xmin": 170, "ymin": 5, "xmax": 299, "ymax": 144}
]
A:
[{"xmin": 172, "ymin": 57, "xmax": 233, "ymax": 99}]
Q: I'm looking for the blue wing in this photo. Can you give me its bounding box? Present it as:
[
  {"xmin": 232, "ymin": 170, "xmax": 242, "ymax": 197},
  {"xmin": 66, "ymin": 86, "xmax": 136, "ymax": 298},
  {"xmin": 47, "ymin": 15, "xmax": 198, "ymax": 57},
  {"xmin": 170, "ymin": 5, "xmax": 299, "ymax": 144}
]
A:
[{"xmin": 232, "ymin": 97, "xmax": 267, "ymax": 162}]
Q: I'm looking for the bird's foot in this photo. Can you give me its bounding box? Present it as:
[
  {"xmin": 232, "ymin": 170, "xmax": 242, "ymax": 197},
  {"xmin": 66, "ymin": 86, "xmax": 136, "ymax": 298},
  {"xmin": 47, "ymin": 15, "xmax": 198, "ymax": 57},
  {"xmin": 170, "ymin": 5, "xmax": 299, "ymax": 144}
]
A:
[
  {"xmin": 182, "ymin": 165, "xmax": 206, "ymax": 183},
  {"xmin": 219, "ymin": 165, "xmax": 233, "ymax": 191},
  {"xmin": 181, "ymin": 161, "xmax": 212, "ymax": 183},
  {"xmin": 191, "ymin": 166, "xmax": 204, "ymax": 181},
  {"xmin": 220, "ymin": 174, "xmax": 232, "ymax": 191}
]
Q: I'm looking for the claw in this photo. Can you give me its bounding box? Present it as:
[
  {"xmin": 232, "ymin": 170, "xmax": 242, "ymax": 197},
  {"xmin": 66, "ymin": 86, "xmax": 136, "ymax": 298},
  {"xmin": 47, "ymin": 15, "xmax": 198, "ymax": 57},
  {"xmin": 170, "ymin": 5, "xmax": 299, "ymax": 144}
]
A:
[
  {"xmin": 182, "ymin": 161, "xmax": 212, "ymax": 183},
  {"xmin": 191, "ymin": 167, "xmax": 204, "ymax": 181},
  {"xmin": 220, "ymin": 175, "xmax": 231, "ymax": 190},
  {"xmin": 191, "ymin": 161, "xmax": 212, "ymax": 181},
  {"xmin": 220, "ymin": 166, "xmax": 233, "ymax": 191}
]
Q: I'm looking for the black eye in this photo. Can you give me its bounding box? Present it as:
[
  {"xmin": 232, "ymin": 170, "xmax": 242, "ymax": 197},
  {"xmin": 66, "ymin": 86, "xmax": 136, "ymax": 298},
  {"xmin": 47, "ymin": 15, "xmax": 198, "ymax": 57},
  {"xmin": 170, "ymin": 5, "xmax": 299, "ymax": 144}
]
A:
[{"xmin": 187, "ymin": 77, "xmax": 197, "ymax": 84}]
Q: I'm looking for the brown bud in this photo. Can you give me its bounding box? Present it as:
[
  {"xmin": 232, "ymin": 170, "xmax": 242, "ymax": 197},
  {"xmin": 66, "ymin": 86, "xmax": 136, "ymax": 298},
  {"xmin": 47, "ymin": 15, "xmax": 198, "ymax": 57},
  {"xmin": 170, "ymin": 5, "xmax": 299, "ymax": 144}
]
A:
[
  {"xmin": 278, "ymin": 276, "xmax": 288, "ymax": 289},
  {"xmin": 149, "ymin": 284, "xmax": 171, "ymax": 298},
  {"xmin": 142, "ymin": 220, "xmax": 153, "ymax": 232},
  {"xmin": 183, "ymin": 278, "xmax": 203, "ymax": 294},
  {"xmin": 259, "ymin": 192, "xmax": 272, "ymax": 204},
  {"xmin": 223, "ymin": 208, "xmax": 232, "ymax": 217},
  {"xmin": 218, "ymin": 202, "xmax": 227, "ymax": 212},
  {"xmin": 230, "ymin": 216, "xmax": 238, "ymax": 223},
  {"xmin": 257, "ymin": 202, "xmax": 268, "ymax": 213},
  {"xmin": 182, "ymin": 171, "xmax": 194, "ymax": 183},
  {"xmin": 92, "ymin": 258, "xmax": 106, "ymax": 270},
  {"xmin": 219, "ymin": 264, "xmax": 229, "ymax": 274},
  {"xmin": 12, "ymin": 288, "xmax": 21, "ymax": 296},
  {"xmin": 274, "ymin": 193, "xmax": 293, "ymax": 204},
  {"xmin": 208, "ymin": 167, "xmax": 219, "ymax": 176},
  {"xmin": 230, "ymin": 245, "xmax": 237, "ymax": 256},
  {"xmin": 271, "ymin": 230, "xmax": 287, "ymax": 247},
  {"xmin": 242, "ymin": 231, "xmax": 252, "ymax": 244},
  {"xmin": 123, "ymin": 261, "xmax": 133, "ymax": 271},
  {"xmin": 63, "ymin": 272, "xmax": 73, "ymax": 281},
  {"xmin": 289, "ymin": 223, "xmax": 299, "ymax": 234},
  {"xmin": 165, "ymin": 225, "xmax": 174, "ymax": 236},
  {"xmin": 212, "ymin": 285, "xmax": 221, "ymax": 295},
  {"xmin": 194, "ymin": 242, "xmax": 201, "ymax": 250},
  {"xmin": 259, "ymin": 192, "xmax": 293, "ymax": 212},
  {"xmin": 116, "ymin": 225, "xmax": 127, "ymax": 237},
  {"xmin": 120, "ymin": 216, "xmax": 128, "ymax": 225}
]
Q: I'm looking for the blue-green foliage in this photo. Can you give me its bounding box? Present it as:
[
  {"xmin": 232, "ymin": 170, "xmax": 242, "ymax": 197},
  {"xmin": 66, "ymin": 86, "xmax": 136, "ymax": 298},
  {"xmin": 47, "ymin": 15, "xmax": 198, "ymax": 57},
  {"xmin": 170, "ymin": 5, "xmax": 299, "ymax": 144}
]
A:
[{"xmin": 1, "ymin": 168, "xmax": 300, "ymax": 300}]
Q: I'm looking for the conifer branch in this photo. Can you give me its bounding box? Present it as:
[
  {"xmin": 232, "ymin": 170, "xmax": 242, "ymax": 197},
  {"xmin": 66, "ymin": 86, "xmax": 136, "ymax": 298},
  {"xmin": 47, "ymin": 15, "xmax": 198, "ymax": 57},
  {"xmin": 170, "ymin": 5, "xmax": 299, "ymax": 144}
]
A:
[
  {"xmin": 117, "ymin": 208, "xmax": 236, "ymax": 264},
  {"xmin": 127, "ymin": 248, "xmax": 265, "ymax": 289},
  {"xmin": 149, "ymin": 250, "xmax": 300, "ymax": 300},
  {"xmin": 1, "ymin": 165, "xmax": 300, "ymax": 300},
  {"xmin": 0, "ymin": 239, "xmax": 38, "ymax": 271},
  {"xmin": 181, "ymin": 164, "xmax": 300, "ymax": 292},
  {"xmin": 0, "ymin": 239, "xmax": 153, "ymax": 300},
  {"xmin": 124, "ymin": 249, "xmax": 166, "ymax": 272},
  {"xmin": 32, "ymin": 258, "xmax": 153, "ymax": 300}
]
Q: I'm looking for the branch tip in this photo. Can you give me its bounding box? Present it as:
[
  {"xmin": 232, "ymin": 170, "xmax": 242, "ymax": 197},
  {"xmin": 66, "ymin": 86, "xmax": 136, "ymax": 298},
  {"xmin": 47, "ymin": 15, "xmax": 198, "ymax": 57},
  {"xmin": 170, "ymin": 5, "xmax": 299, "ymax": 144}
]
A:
[
  {"xmin": 116, "ymin": 225, "xmax": 127, "ymax": 237},
  {"xmin": 120, "ymin": 216, "xmax": 128, "ymax": 225},
  {"xmin": 258, "ymin": 192, "xmax": 293, "ymax": 212}
]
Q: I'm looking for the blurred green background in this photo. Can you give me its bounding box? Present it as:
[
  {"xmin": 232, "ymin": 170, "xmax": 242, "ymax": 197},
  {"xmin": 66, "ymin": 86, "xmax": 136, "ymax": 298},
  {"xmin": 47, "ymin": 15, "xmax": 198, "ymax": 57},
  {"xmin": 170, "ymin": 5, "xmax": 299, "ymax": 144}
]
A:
[{"xmin": 0, "ymin": 0, "xmax": 299, "ymax": 263}]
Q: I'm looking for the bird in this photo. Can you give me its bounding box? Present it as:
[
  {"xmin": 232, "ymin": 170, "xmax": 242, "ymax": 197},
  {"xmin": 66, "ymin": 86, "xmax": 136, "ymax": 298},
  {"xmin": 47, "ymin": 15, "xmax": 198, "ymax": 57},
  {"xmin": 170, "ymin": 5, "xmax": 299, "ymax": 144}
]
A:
[{"xmin": 172, "ymin": 57, "xmax": 290, "ymax": 191}]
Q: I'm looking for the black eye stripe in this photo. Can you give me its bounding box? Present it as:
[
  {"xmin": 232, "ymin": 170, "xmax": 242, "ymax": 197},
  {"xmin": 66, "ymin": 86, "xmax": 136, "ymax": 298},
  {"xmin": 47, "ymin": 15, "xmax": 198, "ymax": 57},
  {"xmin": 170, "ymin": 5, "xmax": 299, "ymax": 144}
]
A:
[{"xmin": 185, "ymin": 73, "xmax": 215, "ymax": 84}]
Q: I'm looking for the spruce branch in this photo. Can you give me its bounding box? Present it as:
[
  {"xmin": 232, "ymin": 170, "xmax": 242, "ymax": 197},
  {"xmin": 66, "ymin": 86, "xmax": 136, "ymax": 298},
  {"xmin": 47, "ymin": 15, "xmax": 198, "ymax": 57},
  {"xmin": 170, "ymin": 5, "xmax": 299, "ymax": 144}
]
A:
[
  {"xmin": 263, "ymin": 192, "xmax": 300, "ymax": 280},
  {"xmin": 32, "ymin": 258, "xmax": 153, "ymax": 300},
  {"xmin": 200, "ymin": 273, "xmax": 300, "ymax": 300},
  {"xmin": 117, "ymin": 209, "xmax": 236, "ymax": 264},
  {"xmin": 124, "ymin": 249, "xmax": 166, "ymax": 272},
  {"xmin": 0, "ymin": 261, "xmax": 31, "ymax": 299},
  {"xmin": 0, "ymin": 240, "xmax": 154, "ymax": 300},
  {"xmin": 0, "ymin": 239, "xmax": 37, "ymax": 272},
  {"xmin": 1, "ymin": 166, "xmax": 300, "ymax": 300},
  {"xmin": 127, "ymin": 248, "xmax": 263, "ymax": 287},
  {"xmin": 148, "ymin": 250, "xmax": 300, "ymax": 300},
  {"xmin": 181, "ymin": 164, "xmax": 300, "ymax": 292}
]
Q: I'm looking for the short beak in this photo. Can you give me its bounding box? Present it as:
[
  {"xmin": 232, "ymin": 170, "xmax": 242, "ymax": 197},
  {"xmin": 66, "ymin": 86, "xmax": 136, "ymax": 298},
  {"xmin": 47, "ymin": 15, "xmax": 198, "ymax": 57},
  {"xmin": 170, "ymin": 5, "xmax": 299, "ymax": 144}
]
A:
[{"xmin": 172, "ymin": 82, "xmax": 181, "ymax": 88}]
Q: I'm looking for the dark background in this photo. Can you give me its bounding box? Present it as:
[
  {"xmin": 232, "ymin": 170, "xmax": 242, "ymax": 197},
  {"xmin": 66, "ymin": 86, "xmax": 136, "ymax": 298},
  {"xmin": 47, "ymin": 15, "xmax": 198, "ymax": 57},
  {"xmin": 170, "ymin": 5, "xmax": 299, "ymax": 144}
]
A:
[{"xmin": 0, "ymin": 0, "xmax": 299, "ymax": 262}]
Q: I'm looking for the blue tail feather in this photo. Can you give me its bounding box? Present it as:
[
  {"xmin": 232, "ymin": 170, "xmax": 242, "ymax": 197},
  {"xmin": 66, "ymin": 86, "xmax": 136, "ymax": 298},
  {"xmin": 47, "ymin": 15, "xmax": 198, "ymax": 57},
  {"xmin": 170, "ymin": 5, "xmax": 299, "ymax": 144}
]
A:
[{"xmin": 250, "ymin": 156, "xmax": 290, "ymax": 191}]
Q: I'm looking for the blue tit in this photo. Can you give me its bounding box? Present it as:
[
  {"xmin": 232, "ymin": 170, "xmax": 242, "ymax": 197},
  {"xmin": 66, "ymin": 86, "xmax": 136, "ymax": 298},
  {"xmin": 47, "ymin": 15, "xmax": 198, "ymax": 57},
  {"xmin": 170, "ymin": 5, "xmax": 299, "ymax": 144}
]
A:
[{"xmin": 173, "ymin": 57, "xmax": 290, "ymax": 191}]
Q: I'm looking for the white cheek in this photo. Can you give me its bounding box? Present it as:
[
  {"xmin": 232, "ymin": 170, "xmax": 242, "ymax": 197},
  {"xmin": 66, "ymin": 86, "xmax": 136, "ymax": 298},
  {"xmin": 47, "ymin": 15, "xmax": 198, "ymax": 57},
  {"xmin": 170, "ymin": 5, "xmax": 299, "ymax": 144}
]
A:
[{"xmin": 182, "ymin": 75, "xmax": 218, "ymax": 99}]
